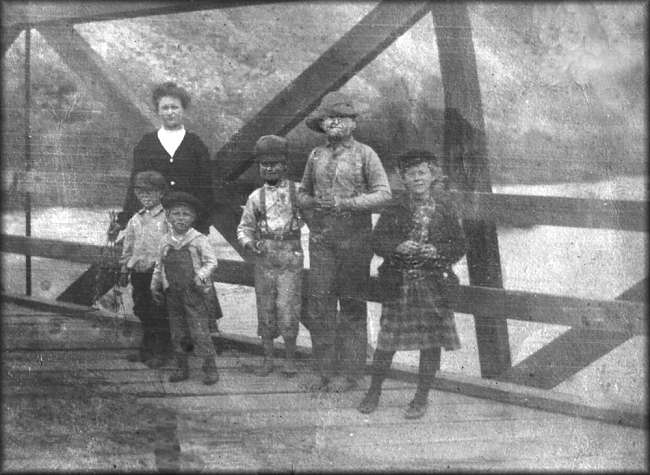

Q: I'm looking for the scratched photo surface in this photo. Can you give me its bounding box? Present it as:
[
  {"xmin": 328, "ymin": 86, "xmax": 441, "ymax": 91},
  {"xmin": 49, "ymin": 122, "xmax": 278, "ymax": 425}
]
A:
[{"xmin": 2, "ymin": 1, "xmax": 647, "ymax": 471}]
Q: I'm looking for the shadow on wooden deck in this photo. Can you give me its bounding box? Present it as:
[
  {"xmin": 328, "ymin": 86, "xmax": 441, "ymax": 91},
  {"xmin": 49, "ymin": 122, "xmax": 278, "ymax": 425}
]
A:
[{"xmin": 2, "ymin": 302, "xmax": 648, "ymax": 472}]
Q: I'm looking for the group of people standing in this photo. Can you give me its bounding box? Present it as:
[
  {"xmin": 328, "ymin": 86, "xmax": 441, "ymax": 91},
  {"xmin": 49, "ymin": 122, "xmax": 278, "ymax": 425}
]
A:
[{"xmin": 111, "ymin": 81, "xmax": 467, "ymax": 419}]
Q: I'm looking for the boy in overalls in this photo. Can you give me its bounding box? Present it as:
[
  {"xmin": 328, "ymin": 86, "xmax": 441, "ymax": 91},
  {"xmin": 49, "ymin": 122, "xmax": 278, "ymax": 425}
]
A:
[
  {"xmin": 119, "ymin": 170, "xmax": 172, "ymax": 368},
  {"xmin": 237, "ymin": 135, "xmax": 303, "ymax": 377},
  {"xmin": 151, "ymin": 191, "xmax": 220, "ymax": 385}
]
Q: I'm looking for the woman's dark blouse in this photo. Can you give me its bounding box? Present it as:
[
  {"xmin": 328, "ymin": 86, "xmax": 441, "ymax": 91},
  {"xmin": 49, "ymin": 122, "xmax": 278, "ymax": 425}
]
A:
[
  {"xmin": 119, "ymin": 131, "xmax": 214, "ymax": 234},
  {"xmin": 370, "ymin": 192, "xmax": 467, "ymax": 272}
]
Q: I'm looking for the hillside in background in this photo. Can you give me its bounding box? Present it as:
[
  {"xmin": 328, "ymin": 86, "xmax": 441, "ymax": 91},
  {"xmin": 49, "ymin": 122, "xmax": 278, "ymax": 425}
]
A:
[{"xmin": 1, "ymin": 2, "xmax": 646, "ymax": 206}]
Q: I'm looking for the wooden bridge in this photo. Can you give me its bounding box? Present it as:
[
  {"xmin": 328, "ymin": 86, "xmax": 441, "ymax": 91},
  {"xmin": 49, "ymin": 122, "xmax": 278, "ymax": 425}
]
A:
[{"xmin": 2, "ymin": 1, "xmax": 647, "ymax": 471}]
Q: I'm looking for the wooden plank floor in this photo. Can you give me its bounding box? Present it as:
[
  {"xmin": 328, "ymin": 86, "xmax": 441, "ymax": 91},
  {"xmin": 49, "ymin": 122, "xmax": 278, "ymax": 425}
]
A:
[{"xmin": 2, "ymin": 303, "xmax": 647, "ymax": 472}]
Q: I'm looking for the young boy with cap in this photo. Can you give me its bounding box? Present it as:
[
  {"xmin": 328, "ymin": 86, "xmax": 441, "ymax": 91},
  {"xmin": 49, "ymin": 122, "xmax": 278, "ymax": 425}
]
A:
[
  {"xmin": 151, "ymin": 191, "xmax": 220, "ymax": 385},
  {"xmin": 237, "ymin": 135, "xmax": 303, "ymax": 377},
  {"xmin": 119, "ymin": 170, "xmax": 172, "ymax": 368}
]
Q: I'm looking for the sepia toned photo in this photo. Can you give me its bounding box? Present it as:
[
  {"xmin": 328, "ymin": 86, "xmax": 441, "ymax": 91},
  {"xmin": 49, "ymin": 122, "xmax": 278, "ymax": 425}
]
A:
[{"xmin": 1, "ymin": 1, "xmax": 647, "ymax": 471}]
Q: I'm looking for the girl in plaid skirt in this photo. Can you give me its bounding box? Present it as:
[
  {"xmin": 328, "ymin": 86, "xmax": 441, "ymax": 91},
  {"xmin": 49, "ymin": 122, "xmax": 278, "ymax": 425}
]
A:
[{"xmin": 358, "ymin": 150, "xmax": 467, "ymax": 419}]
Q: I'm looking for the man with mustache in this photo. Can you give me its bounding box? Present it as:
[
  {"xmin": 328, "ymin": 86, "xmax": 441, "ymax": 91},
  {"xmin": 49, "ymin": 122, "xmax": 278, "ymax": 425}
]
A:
[{"xmin": 298, "ymin": 92, "xmax": 392, "ymax": 392}]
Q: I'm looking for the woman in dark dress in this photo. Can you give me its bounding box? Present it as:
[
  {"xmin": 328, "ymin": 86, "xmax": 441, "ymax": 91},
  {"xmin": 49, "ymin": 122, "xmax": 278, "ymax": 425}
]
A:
[
  {"xmin": 115, "ymin": 82, "xmax": 214, "ymax": 234},
  {"xmin": 357, "ymin": 149, "xmax": 467, "ymax": 419}
]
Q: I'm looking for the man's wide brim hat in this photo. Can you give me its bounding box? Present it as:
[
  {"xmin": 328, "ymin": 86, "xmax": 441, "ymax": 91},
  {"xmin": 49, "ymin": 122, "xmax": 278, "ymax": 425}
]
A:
[
  {"xmin": 305, "ymin": 92, "xmax": 358, "ymax": 133},
  {"xmin": 161, "ymin": 191, "xmax": 204, "ymax": 215}
]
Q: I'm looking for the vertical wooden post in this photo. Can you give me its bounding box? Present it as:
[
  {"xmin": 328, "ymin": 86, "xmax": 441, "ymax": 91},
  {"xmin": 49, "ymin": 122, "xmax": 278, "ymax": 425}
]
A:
[
  {"xmin": 431, "ymin": 3, "xmax": 511, "ymax": 377},
  {"xmin": 24, "ymin": 27, "xmax": 32, "ymax": 296}
]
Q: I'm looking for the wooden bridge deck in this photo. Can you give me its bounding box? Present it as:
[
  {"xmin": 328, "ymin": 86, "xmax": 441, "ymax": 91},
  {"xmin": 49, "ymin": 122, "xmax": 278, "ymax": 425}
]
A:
[{"xmin": 2, "ymin": 302, "xmax": 647, "ymax": 472}]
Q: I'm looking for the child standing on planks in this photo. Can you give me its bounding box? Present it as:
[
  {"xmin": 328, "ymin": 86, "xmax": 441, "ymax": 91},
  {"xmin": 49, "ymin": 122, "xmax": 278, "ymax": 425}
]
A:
[
  {"xmin": 237, "ymin": 135, "xmax": 304, "ymax": 377},
  {"xmin": 357, "ymin": 150, "xmax": 467, "ymax": 419},
  {"xmin": 151, "ymin": 191, "xmax": 220, "ymax": 385},
  {"xmin": 119, "ymin": 170, "xmax": 172, "ymax": 368}
]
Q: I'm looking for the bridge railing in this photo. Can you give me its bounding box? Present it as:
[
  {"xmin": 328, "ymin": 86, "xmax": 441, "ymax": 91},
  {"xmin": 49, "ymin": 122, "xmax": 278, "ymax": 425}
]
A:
[
  {"xmin": 2, "ymin": 188, "xmax": 647, "ymax": 427},
  {"xmin": 2, "ymin": 186, "xmax": 646, "ymax": 335}
]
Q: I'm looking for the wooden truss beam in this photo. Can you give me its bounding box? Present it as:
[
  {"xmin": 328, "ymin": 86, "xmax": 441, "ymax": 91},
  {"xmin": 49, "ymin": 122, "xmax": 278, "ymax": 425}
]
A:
[
  {"xmin": 496, "ymin": 278, "xmax": 647, "ymax": 389},
  {"xmin": 214, "ymin": 1, "xmax": 431, "ymax": 183},
  {"xmin": 36, "ymin": 23, "xmax": 156, "ymax": 137},
  {"xmin": 447, "ymin": 191, "xmax": 647, "ymax": 233},
  {"xmin": 34, "ymin": 23, "xmax": 157, "ymax": 306},
  {"xmin": 431, "ymin": 3, "xmax": 511, "ymax": 378},
  {"xmin": 2, "ymin": 1, "xmax": 264, "ymax": 29},
  {"xmin": 34, "ymin": 23, "xmax": 246, "ymax": 305},
  {"xmin": 2, "ymin": 24, "xmax": 23, "ymax": 55}
]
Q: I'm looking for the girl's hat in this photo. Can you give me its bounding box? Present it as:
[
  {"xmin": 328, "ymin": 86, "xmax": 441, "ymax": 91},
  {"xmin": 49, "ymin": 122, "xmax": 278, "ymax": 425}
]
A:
[{"xmin": 396, "ymin": 149, "xmax": 439, "ymax": 173}]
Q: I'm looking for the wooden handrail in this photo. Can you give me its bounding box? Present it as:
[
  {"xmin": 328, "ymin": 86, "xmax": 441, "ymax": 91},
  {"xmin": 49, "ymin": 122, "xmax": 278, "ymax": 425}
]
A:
[
  {"xmin": 2, "ymin": 234, "xmax": 645, "ymax": 335},
  {"xmin": 448, "ymin": 190, "xmax": 647, "ymax": 232},
  {"xmin": 3, "ymin": 171, "xmax": 647, "ymax": 232}
]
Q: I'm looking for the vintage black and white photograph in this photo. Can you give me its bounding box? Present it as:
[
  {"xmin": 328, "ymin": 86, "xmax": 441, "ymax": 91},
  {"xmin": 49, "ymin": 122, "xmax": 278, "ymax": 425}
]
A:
[{"xmin": 1, "ymin": 0, "xmax": 647, "ymax": 471}]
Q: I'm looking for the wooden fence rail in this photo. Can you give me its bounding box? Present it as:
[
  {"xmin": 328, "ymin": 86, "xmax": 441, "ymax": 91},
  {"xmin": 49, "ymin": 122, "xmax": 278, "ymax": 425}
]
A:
[{"xmin": 3, "ymin": 234, "xmax": 645, "ymax": 336}]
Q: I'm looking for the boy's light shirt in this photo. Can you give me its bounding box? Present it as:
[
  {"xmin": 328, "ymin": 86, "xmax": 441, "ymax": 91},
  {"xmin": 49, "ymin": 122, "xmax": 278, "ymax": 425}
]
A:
[
  {"xmin": 237, "ymin": 179, "xmax": 298, "ymax": 247},
  {"xmin": 120, "ymin": 203, "xmax": 167, "ymax": 272}
]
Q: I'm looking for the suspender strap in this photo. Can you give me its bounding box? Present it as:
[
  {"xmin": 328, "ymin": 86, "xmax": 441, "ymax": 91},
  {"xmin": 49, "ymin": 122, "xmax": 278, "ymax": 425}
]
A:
[
  {"xmin": 289, "ymin": 181, "xmax": 299, "ymax": 223},
  {"xmin": 259, "ymin": 185, "xmax": 267, "ymax": 223},
  {"xmin": 258, "ymin": 181, "xmax": 300, "ymax": 238}
]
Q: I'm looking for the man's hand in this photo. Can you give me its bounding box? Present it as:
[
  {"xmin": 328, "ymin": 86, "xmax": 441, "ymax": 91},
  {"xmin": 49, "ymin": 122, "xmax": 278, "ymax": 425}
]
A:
[
  {"xmin": 418, "ymin": 244, "xmax": 438, "ymax": 260},
  {"xmin": 395, "ymin": 240, "xmax": 420, "ymax": 255},
  {"xmin": 316, "ymin": 195, "xmax": 348, "ymax": 212}
]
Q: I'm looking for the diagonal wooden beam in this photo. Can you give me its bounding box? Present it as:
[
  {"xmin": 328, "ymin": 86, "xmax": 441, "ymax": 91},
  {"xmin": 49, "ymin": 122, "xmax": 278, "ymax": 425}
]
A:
[
  {"xmin": 615, "ymin": 278, "xmax": 648, "ymax": 302},
  {"xmin": 497, "ymin": 278, "xmax": 647, "ymax": 389},
  {"xmin": 43, "ymin": 2, "xmax": 431, "ymax": 305},
  {"xmin": 36, "ymin": 23, "xmax": 157, "ymax": 137},
  {"xmin": 35, "ymin": 23, "xmax": 250, "ymax": 304},
  {"xmin": 431, "ymin": 2, "xmax": 511, "ymax": 378},
  {"xmin": 214, "ymin": 0, "xmax": 431, "ymax": 183},
  {"xmin": 35, "ymin": 23, "xmax": 160, "ymax": 306},
  {"xmin": 2, "ymin": 24, "xmax": 23, "ymax": 56},
  {"xmin": 2, "ymin": 1, "xmax": 266, "ymax": 29}
]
